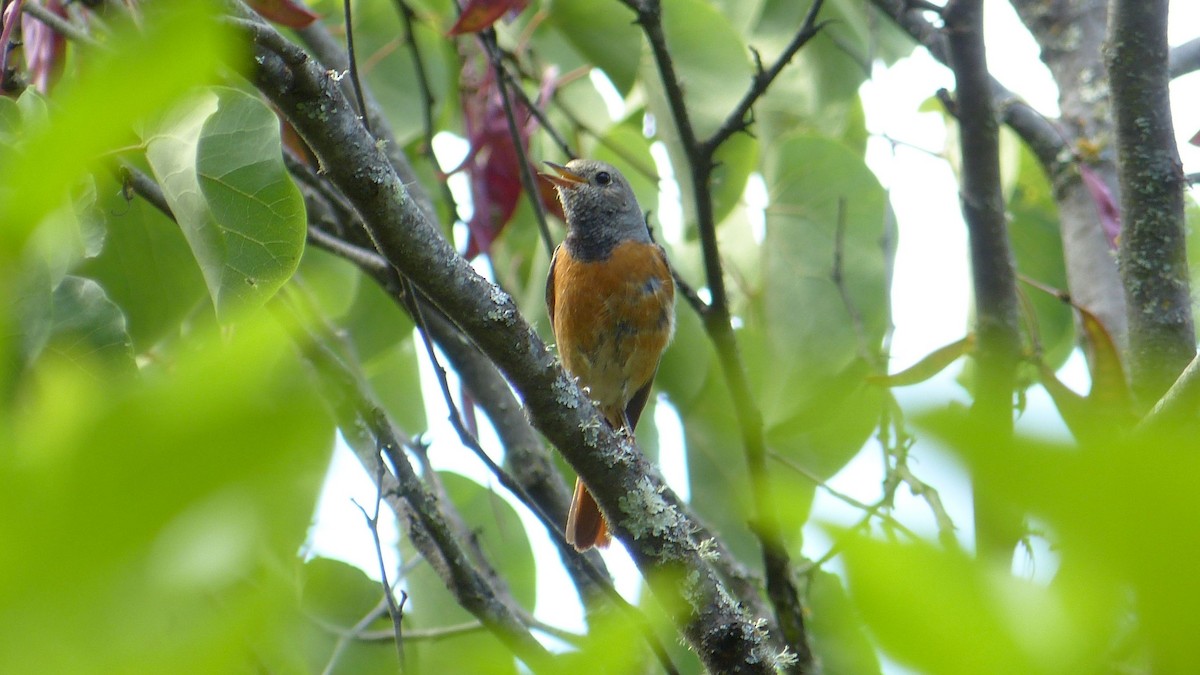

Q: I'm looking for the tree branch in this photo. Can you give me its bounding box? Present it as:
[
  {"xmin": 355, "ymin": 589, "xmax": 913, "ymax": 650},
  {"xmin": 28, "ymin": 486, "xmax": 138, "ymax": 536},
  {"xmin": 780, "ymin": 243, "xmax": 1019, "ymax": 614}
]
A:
[
  {"xmin": 283, "ymin": 297, "xmax": 555, "ymax": 671},
  {"xmin": 1106, "ymin": 0, "xmax": 1194, "ymax": 406},
  {"xmin": 943, "ymin": 0, "xmax": 1023, "ymax": 559},
  {"xmin": 1169, "ymin": 36, "xmax": 1200, "ymax": 79},
  {"xmin": 239, "ymin": 12, "xmax": 780, "ymax": 671},
  {"xmin": 620, "ymin": 1, "xmax": 822, "ymax": 667}
]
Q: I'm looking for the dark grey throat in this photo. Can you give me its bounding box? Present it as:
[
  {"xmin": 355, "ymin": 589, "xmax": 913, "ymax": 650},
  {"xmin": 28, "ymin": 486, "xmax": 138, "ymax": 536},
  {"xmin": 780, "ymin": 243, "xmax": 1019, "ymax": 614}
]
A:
[{"xmin": 563, "ymin": 212, "xmax": 650, "ymax": 262}]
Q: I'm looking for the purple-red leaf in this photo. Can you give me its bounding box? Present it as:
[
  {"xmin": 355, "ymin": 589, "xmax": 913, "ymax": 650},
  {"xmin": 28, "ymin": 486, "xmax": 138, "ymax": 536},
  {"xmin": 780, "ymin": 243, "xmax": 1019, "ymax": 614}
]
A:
[
  {"xmin": 249, "ymin": 0, "xmax": 320, "ymax": 29},
  {"xmin": 457, "ymin": 59, "xmax": 561, "ymax": 259},
  {"xmin": 447, "ymin": 0, "xmax": 529, "ymax": 36}
]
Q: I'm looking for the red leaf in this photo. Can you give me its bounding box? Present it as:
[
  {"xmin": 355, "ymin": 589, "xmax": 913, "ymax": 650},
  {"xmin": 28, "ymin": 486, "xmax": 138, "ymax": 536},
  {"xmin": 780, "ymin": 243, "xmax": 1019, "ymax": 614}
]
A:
[
  {"xmin": 1190, "ymin": 129, "xmax": 1200, "ymax": 147},
  {"xmin": 1078, "ymin": 163, "xmax": 1121, "ymax": 249},
  {"xmin": 458, "ymin": 57, "xmax": 557, "ymax": 259},
  {"xmin": 249, "ymin": 0, "xmax": 320, "ymax": 29},
  {"xmin": 448, "ymin": 0, "xmax": 528, "ymax": 35}
]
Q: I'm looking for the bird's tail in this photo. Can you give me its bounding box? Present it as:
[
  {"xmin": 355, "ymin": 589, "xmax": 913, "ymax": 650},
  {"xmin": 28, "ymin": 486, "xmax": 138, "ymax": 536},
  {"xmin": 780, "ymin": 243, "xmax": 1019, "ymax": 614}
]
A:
[{"xmin": 565, "ymin": 477, "xmax": 611, "ymax": 552}]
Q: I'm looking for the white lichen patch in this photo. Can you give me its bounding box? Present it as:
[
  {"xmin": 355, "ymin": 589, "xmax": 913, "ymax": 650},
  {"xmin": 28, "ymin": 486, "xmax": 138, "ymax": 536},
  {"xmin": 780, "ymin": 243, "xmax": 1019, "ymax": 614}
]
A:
[
  {"xmin": 696, "ymin": 537, "xmax": 719, "ymax": 562},
  {"xmin": 618, "ymin": 477, "xmax": 682, "ymax": 541},
  {"xmin": 771, "ymin": 646, "xmax": 800, "ymax": 670}
]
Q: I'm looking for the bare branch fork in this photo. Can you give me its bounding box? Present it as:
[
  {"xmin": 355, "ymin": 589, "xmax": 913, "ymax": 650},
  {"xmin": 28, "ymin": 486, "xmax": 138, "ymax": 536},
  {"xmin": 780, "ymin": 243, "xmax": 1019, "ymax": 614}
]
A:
[{"xmin": 616, "ymin": 0, "xmax": 830, "ymax": 670}]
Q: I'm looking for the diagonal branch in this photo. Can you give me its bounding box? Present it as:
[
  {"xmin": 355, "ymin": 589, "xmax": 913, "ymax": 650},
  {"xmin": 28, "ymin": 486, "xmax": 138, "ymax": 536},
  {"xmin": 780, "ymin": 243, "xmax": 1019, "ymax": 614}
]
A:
[
  {"xmin": 288, "ymin": 306, "xmax": 554, "ymax": 670},
  {"xmin": 700, "ymin": 0, "xmax": 828, "ymax": 157},
  {"xmin": 237, "ymin": 9, "xmax": 780, "ymax": 671}
]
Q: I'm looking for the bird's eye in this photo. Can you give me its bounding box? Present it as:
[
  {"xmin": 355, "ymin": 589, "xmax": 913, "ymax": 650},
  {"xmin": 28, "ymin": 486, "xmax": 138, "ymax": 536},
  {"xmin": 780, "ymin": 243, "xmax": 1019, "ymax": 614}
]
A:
[{"xmin": 595, "ymin": 171, "xmax": 612, "ymax": 185}]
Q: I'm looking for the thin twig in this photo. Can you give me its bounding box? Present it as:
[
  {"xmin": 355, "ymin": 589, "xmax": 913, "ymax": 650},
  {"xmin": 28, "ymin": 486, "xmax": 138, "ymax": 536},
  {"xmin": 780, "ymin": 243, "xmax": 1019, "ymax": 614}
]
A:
[
  {"xmin": 701, "ymin": 0, "xmax": 829, "ymax": 157},
  {"xmin": 352, "ymin": 458, "xmax": 406, "ymax": 668},
  {"xmin": 393, "ymin": 0, "xmax": 462, "ymax": 223},
  {"xmin": 341, "ymin": 0, "xmax": 371, "ymax": 132},
  {"xmin": 320, "ymin": 597, "xmax": 391, "ymax": 675}
]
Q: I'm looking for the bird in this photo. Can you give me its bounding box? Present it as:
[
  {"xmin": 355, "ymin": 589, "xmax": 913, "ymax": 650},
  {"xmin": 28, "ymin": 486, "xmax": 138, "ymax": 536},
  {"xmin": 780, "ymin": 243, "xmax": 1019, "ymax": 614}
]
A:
[{"xmin": 541, "ymin": 159, "xmax": 676, "ymax": 552}]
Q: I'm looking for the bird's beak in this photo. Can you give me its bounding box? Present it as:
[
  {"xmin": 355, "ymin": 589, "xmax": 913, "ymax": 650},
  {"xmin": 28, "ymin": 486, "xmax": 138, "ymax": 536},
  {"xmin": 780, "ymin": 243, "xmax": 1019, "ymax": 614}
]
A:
[{"xmin": 540, "ymin": 161, "xmax": 586, "ymax": 189}]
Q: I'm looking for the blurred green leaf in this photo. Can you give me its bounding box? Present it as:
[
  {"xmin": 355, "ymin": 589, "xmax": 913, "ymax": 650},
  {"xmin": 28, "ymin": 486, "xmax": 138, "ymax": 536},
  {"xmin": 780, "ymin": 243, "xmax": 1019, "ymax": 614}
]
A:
[
  {"xmin": 1009, "ymin": 146, "xmax": 1072, "ymax": 370},
  {"xmin": 41, "ymin": 276, "xmax": 136, "ymax": 375},
  {"xmin": 839, "ymin": 530, "xmax": 1112, "ymax": 675},
  {"xmin": 0, "ymin": 0, "xmax": 235, "ymax": 259},
  {"xmin": 807, "ymin": 570, "xmax": 883, "ymax": 675},
  {"xmin": 295, "ymin": 241, "xmax": 363, "ymax": 320},
  {"xmin": 758, "ymin": 134, "xmax": 890, "ymax": 481},
  {"xmin": 918, "ymin": 410, "xmax": 1200, "ymax": 673},
  {"xmin": 0, "ymin": 314, "xmax": 333, "ymax": 672},
  {"xmin": 751, "ymin": 0, "xmax": 911, "ymax": 142},
  {"xmin": 352, "ymin": 0, "xmax": 455, "ymax": 147},
  {"xmin": 341, "ymin": 275, "xmax": 423, "ymax": 434},
  {"xmin": 547, "ymin": 0, "xmax": 643, "ymax": 94}
]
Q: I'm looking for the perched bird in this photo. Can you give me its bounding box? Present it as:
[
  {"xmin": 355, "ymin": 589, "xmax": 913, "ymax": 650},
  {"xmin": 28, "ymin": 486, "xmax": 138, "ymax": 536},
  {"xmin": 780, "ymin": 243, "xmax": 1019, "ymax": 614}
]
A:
[{"xmin": 542, "ymin": 159, "xmax": 676, "ymax": 552}]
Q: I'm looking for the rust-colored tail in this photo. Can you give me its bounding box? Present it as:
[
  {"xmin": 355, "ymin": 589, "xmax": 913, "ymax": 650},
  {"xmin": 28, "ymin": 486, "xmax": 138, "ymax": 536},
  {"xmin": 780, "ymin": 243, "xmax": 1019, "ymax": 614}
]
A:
[{"xmin": 565, "ymin": 477, "xmax": 611, "ymax": 551}]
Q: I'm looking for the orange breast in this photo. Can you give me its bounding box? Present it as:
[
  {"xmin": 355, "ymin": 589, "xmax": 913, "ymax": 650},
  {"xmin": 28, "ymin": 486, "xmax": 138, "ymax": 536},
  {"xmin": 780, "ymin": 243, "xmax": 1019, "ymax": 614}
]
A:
[{"xmin": 550, "ymin": 240, "xmax": 675, "ymax": 425}]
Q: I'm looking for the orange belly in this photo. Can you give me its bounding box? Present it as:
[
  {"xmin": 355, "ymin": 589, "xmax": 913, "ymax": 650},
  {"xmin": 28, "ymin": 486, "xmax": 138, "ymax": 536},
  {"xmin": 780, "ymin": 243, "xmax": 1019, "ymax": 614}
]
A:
[{"xmin": 550, "ymin": 240, "xmax": 675, "ymax": 426}]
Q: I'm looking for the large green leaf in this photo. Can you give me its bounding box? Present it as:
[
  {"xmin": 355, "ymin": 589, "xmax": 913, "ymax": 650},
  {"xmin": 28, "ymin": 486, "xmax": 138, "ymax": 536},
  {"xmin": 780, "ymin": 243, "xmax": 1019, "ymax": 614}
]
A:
[
  {"xmin": 547, "ymin": 0, "xmax": 643, "ymax": 94},
  {"xmin": 79, "ymin": 172, "xmax": 208, "ymax": 351},
  {"xmin": 143, "ymin": 87, "xmax": 306, "ymax": 319},
  {"xmin": 807, "ymin": 570, "xmax": 883, "ymax": 675},
  {"xmin": 643, "ymin": 0, "xmax": 758, "ymax": 231},
  {"xmin": 0, "ymin": 1, "xmax": 235, "ymax": 259},
  {"xmin": 758, "ymin": 134, "xmax": 890, "ymax": 481},
  {"xmin": 920, "ymin": 410, "xmax": 1200, "ymax": 673},
  {"xmin": 751, "ymin": 0, "xmax": 912, "ymax": 142},
  {"xmin": 839, "ymin": 531, "xmax": 1112, "ymax": 675}
]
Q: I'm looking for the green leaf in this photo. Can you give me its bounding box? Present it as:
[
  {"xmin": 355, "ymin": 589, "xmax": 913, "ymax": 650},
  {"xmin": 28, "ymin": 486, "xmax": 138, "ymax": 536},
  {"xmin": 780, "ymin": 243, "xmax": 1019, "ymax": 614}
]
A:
[
  {"xmin": 656, "ymin": 0, "xmax": 753, "ymax": 140},
  {"xmin": 643, "ymin": 0, "xmax": 755, "ymax": 232},
  {"xmin": 839, "ymin": 531, "xmax": 1111, "ymax": 675},
  {"xmin": 143, "ymin": 87, "xmax": 306, "ymax": 320},
  {"xmin": 751, "ymin": 0, "xmax": 911, "ymax": 142},
  {"xmin": 342, "ymin": 276, "xmax": 424, "ymax": 432},
  {"xmin": 0, "ymin": 315, "xmax": 333, "ymax": 672},
  {"xmin": 917, "ymin": 409, "xmax": 1200, "ymax": 672},
  {"xmin": 0, "ymin": 0, "xmax": 235, "ymax": 259},
  {"xmin": 42, "ymin": 276, "xmax": 136, "ymax": 375},
  {"xmin": 78, "ymin": 172, "xmax": 208, "ymax": 351},
  {"xmin": 1007, "ymin": 148, "xmax": 1073, "ymax": 369},
  {"xmin": 443, "ymin": 472, "xmax": 537, "ymax": 609},
  {"xmin": 758, "ymin": 134, "xmax": 890, "ymax": 480},
  {"xmin": 807, "ymin": 570, "xmax": 883, "ymax": 675},
  {"xmin": 293, "ymin": 557, "xmax": 400, "ymax": 673},
  {"xmin": 547, "ymin": 0, "xmax": 643, "ymax": 94}
]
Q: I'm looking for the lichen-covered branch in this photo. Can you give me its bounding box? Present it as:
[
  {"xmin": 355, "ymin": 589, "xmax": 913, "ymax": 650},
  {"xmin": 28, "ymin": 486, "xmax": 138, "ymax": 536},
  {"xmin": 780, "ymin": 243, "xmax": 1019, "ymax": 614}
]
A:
[
  {"xmin": 1106, "ymin": 0, "xmax": 1195, "ymax": 406},
  {"xmin": 238, "ymin": 10, "xmax": 780, "ymax": 672}
]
